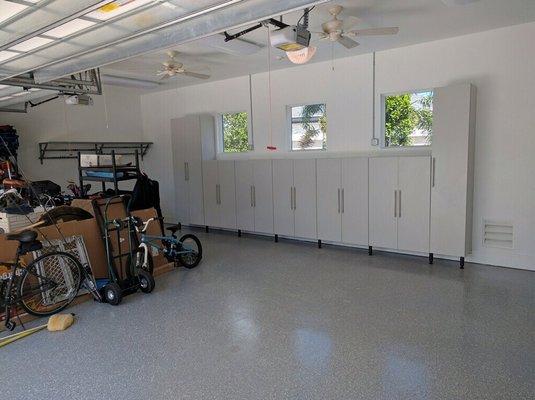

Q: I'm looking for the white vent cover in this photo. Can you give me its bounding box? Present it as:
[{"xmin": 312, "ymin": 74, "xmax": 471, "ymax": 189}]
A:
[{"xmin": 483, "ymin": 220, "xmax": 513, "ymax": 249}]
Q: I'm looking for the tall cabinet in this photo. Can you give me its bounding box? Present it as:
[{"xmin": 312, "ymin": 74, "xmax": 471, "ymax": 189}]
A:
[
  {"xmin": 171, "ymin": 114, "xmax": 215, "ymax": 226},
  {"xmin": 316, "ymin": 158, "xmax": 368, "ymax": 245},
  {"xmin": 235, "ymin": 160, "xmax": 274, "ymax": 234},
  {"xmin": 430, "ymin": 83, "xmax": 476, "ymax": 266},
  {"xmin": 369, "ymin": 156, "xmax": 431, "ymax": 254},
  {"xmin": 202, "ymin": 160, "xmax": 237, "ymax": 230},
  {"xmin": 273, "ymin": 159, "xmax": 317, "ymax": 240}
]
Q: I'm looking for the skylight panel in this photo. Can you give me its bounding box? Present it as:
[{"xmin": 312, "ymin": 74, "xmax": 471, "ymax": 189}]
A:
[
  {"xmin": 85, "ymin": 0, "xmax": 154, "ymax": 21},
  {"xmin": 0, "ymin": 1, "xmax": 28, "ymax": 24},
  {"xmin": 0, "ymin": 50, "xmax": 18, "ymax": 63},
  {"xmin": 44, "ymin": 18, "xmax": 96, "ymax": 39},
  {"xmin": 9, "ymin": 36, "xmax": 54, "ymax": 52}
]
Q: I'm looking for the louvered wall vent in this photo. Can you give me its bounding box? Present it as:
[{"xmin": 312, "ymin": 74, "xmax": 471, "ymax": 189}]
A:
[{"xmin": 483, "ymin": 220, "xmax": 514, "ymax": 249}]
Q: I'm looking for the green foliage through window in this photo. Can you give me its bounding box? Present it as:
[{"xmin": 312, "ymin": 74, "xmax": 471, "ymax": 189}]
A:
[
  {"xmin": 384, "ymin": 91, "xmax": 433, "ymax": 147},
  {"xmin": 222, "ymin": 112, "xmax": 249, "ymax": 153}
]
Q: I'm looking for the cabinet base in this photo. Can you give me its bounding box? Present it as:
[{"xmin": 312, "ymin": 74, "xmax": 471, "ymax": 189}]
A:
[
  {"xmin": 460, "ymin": 257, "xmax": 465, "ymax": 269},
  {"xmin": 429, "ymin": 253, "xmax": 434, "ymax": 264},
  {"xmin": 318, "ymin": 240, "xmax": 322, "ymax": 249},
  {"xmin": 205, "ymin": 226, "xmax": 209, "ymax": 233},
  {"xmin": 274, "ymin": 234, "xmax": 279, "ymax": 243},
  {"xmin": 238, "ymin": 229, "xmax": 242, "ymax": 237},
  {"xmin": 368, "ymin": 246, "xmax": 373, "ymax": 256}
]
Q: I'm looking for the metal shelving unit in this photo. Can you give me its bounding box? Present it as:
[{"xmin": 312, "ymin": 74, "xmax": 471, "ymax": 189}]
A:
[{"xmin": 39, "ymin": 141, "xmax": 152, "ymax": 164}]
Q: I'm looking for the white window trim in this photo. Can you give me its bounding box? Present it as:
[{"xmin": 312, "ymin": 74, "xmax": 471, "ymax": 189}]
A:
[
  {"xmin": 287, "ymin": 102, "xmax": 327, "ymax": 152},
  {"xmin": 218, "ymin": 110, "xmax": 253, "ymax": 154},
  {"xmin": 379, "ymin": 88, "xmax": 434, "ymax": 149}
]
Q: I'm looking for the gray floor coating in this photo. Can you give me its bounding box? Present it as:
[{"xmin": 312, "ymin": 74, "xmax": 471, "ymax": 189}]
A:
[{"xmin": 1, "ymin": 229, "xmax": 534, "ymax": 400}]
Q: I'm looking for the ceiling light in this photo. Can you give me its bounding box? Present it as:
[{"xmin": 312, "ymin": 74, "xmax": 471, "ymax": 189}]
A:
[
  {"xmin": 86, "ymin": 0, "xmax": 154, "ymax": 20},
  {"xmin": 0, "ymin": 0, "xmax": 27, "ymax": 24},
  {"xmin": 0, "ymin": 96, "xmax": 12, "ymax": 101},
  {"xmin": 29, "ymin": 88, "xmax": 41, "ymax": 91},
  {"xmin": 9, "ymin": 36, "xmax": 54, "ymax": 52},
  {"xmin": 0, "ymin": 50, "xmax": 19, "ymax": 63},
  {"xmin": 44, "ymin": 18, "xmax": 96, "ymax": 39},
  {"xmin": 286, "ymin": 46, "xmax": 316, "ymax": 64}
]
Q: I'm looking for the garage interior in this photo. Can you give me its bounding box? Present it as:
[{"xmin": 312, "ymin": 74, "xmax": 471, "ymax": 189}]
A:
[{"xmin": 1, "ymin": 1, "xmax": 534, "ymax": 399}]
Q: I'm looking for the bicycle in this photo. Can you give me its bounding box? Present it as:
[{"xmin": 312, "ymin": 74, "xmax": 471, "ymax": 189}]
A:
[
  {"xmin": 133, "ymin": 217, "xmax": 202, "ymax": 272},
  {"xmin": 0, "ymin": 230, "xmax": 84, "ymax": 331}
]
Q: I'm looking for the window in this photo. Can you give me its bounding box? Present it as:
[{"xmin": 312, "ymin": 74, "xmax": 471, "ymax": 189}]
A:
[
  {"xmin": 382, "ymin": 90, "xmax": 433, "ymax": 147},
  {"xmin": 222, "ymin": 111, "xmax": 250, "ymax": 153},
  {"xmin": 289, "ymin": 103, "xmax": 327, "ymax": 151}
]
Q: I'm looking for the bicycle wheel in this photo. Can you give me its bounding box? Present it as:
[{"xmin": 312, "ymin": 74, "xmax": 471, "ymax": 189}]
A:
[
  {"xmin": 18, "ymin": 252, "xmax": 83, "ymax": 316},
  {"xmin": 178, "ymin": 234, "xmax": 203, "ymax": 269}
]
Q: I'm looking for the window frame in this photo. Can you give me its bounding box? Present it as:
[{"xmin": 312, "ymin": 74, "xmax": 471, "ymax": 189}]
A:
[
  {"xmin": 379, "ymin": 88, "xmax": 434, "ymax": 149},
  {"xmin": 218, "ymin": 110, "xmax": 253, "ymax": 154},
  {"xmin": 287, "ymin": 102, "xmax": 328, "ymax": 152}
]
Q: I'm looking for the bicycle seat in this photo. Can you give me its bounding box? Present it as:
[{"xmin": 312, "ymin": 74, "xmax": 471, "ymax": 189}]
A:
[
  {"xmin": 166, "ymin": 225, "xmax": 180, "ymax": 235},
  {"xmin": 6, "ymin": 230, "xmax": 38, "ymax": 243}
]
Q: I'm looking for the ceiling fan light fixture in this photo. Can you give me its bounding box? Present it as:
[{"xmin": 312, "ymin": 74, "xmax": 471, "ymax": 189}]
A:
[{"xmin": 286, "ymin": 46, "xmax": 316, "ymax": 65}]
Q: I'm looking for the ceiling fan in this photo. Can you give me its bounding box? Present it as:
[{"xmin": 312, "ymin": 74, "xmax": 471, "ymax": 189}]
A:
[
  {"xmin": 156, "ymin": 51, "xmax": 211, "ymax": 80},
  {"xmin": 317, "ymin": 5, "xmax": 399, "ymax": 49}
]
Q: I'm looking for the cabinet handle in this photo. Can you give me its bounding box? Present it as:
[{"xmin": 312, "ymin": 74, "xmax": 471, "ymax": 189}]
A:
[
  {"xmin": 394, "ymin": 190, "xmax": 397, "ymax": 218},
  {"xmin": 432, "ymin": 157, "xmax": 436, "ymax": 188},
  {"xmin": 293, "ymin": 187, "xmax": 297, "ymax": 210},
  {"xmin": 250, "ymin": 186, "xmax": 253, "ymax": 207},
  {"xmin": 184, "ymin": 162, "xmax": 188, "ymax": 181},
  {"xmin": 398, "ymin": 190, "xmax": 401, "ymax": 218},
  {"xmin": 216, "ymin": 184, "xmax": 220, "ymax": 205},
  {"xmin": 337, "ymin": 188, "xmax": 341, "ymax": 213},
  {"xmin": 290, "ymin": 187, "xmax": 293, "ymax": 210},
  {"xmin": 253, "ymin": 186, "xmax": 256, "ymax": 207},
  {"xmin": 341, "ymin": 188, "xmax": 345, "ymax": 214}
]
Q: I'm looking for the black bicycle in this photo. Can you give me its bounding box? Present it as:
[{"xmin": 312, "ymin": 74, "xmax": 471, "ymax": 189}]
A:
[{"xmin": 0, "ymin": 230, "xmax": 83, "ymax": 331}]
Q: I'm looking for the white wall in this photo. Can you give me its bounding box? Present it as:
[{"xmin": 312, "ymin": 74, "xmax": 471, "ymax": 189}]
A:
[
  {"xmin": 1, "ymin": 85, "xmax": 144, "ymax": 190},
  {"xmin": 141, "ymin": 21, "xmax": 534, "ymax": 271}
]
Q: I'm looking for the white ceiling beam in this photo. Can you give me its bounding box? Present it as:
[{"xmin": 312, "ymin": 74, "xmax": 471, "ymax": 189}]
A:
[
  {"xmin": 0, "ymin": 0, "xmax": 114, "ymax": 50},
  {"xmin": 33, "ymin": 0, "xmax": 329, "ymax": 83}
]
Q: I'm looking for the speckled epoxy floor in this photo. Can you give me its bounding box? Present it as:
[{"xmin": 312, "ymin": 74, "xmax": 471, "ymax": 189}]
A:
[{"xmin": 2, "ymin": 229, "xmax": 534, "ymax": 400}]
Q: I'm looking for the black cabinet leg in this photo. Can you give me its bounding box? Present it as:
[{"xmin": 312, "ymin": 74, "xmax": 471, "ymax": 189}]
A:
[
  {"xmin": 460, "ymin": 257, "xmax": 465, "ymax": 269},
  {"xmin": 368, "ymin": 246, "xmax": 373, "ymax": 256},
  {"xmin": 429, "ymin": 253, "xmax": 434, "ymax": 264},
  {"xmin": 178, "ymin": 222, "xmax": 182, "ymax": 230},
  {"xmin": 318, "ymin": 240, "xmax": 322, "ymax": 249},
  {"xmin": 238, "ymin": 229, "xmax": 242, "ymax": 237},
  {"xmin": 205, "ymin": 226, "xmax": 209, "ymax": 233},
  {"xmin": 274, "ymin": 234, "xmax": 279, "ymax": 243}
]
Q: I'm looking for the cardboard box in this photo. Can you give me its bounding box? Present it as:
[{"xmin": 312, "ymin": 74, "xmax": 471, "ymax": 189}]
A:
[
  {"xmin": 80, "ymin": 154, "xmax": 123, "ymax": 167},
  {"xmin": 0, "ymin": 206, "xmax": 46, "ymax": 234}
]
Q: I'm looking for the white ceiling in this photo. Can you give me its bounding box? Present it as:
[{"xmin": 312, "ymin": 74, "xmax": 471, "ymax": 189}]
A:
[{"xmin": 102, "ymin": 0, "xmax": 535, "ymax": 89}]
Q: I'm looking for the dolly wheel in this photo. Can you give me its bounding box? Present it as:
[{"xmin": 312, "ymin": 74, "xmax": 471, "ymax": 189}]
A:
[
  {"xmin": 138, "ymin": 270, "xmax": 155, "ymax": 294},
  {"xmin": 103, "ymin": 283, "xmax": 122, "ymax": 305}
]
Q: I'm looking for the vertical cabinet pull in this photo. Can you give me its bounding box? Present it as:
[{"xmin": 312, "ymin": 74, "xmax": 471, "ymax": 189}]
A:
[
  {"xmin": 337, "ymin": 189, "xmax": 341, "ymax": 213},
  {"xmin": 253, "ymin": 186, "xmax": 256, "ymax": 207},
  {"xmin": 290, "ymin": 187, "xmax": 293, "ymax": 210},
  {"xmin": 341, "ymin": 188, "xmax": 345, "ymax": 214},
  {"xmin": 250, "ymin": 185, "xmax": 254, "ymax": 207},
  {"xmin": 293, "ymin": 187, "xmax": 296, "ymax": 210},
  {"xmin": 184, "ymin": 162, "xmax": 189, "ymax": 181},
  {"xmin": 216, "ymin": 184, "xmax": 220, "ymax": 205},
  {"xmin": 394, "ymin": 190, "xmax": 397, "ymax": 218},
  {"xmin": 432, "ymin": 157, "xmax": 436, "ymax": 188},
  {"xmin": 398, "ymin": 190, "xmax": 401, "ymax": 218}
]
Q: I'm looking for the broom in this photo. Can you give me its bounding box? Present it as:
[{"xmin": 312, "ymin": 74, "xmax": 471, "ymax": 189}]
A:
[{"xmin": 0, "ymin": 313, "xmax": 75, "ymax": 348}]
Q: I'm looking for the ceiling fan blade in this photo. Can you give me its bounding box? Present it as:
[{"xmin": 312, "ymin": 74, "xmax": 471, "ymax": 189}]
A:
[
  {"xmin": 349, "ymin": 27, "xmax": 399, "ymax": 36},
  {"xmin": 338, "ymin": 35, "xmax": 360, "ymax": 49},
  {"xmin": 181, "ymin": 70, "xmax": 211, "ymax": 80},
  {"xmin": 342, "ymin": 16, "xmax": 362, "ymax": 32}
]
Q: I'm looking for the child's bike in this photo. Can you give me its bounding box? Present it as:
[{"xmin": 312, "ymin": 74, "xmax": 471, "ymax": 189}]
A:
[{"xmin": 133, "ymin": 217, "xmax": 202, "ymax": 272}]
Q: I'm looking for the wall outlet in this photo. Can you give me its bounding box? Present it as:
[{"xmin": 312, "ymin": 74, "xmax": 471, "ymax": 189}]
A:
[{"xmin": 371, "ymin": 137, "xmax": 379, "ymax": 146}]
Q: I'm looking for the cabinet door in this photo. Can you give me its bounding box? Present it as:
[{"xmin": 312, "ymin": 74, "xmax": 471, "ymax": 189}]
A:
[
  {"xmin": 253, "ymin": 160, "xmax": 274, "ymax": 234},
  {"xmin": 293, "ymin": 159, "xmax": 317, "ymax": 240},
  {"xmin": 273, "ymin": 159, "xmax": 294, "ymax": 237},
  {"xmin": 431, "ymin": 84, "xmax": 474, "ymax": 256},
  {"xmin": 171, "ymin": 118, "xmax": 189, "ymax": 224},
  {"xmin": 202, "ymin": 160, "xmax": 219, "ymax": 227},
  {"xmin": 341, "ymin": 157, "xmax": 368, "ymax": 245},
  {"xmin": 218, "ymin": 161, "xmax": 237, "ymax": 229},
  {"xmin": 316, "ymin": 159, "xmax": 341, "ymax": 242},
  {"xmin": 397, "ymin": 157, "xmax": 431, "ymax": 253},
  {"xmin": 187, "ymin": 157, "xmax": 205, "ymax": 226},
  {"xmin": 369, "ymin": 157, "xmax": 398, "ymax": 249},
  {"xmin": 235, "ymin": 160, "xmax": 255, "ymax": 231}
]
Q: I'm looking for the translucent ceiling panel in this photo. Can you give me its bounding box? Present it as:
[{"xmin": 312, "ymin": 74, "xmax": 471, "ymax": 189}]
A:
[
  {"xmin": 0, "ymin": 0, "xmax": 225, "ymax": 79},
  {"xmin": 0, "ymin": 0, "xmax": 109, "ymax": 48},
  {"xmin": 0, "ymin": 1, "xmax": 27, "ymax": 24},
  {"xmin": 9, "ymin": 36, "xmax": 54, "ymax": 52},
  {"xmin": 85, "ymin": 0, "xmax": 155, "ymax": 20},
  {"xmin": 44, "ymin": 19, "xmax": 96, "ymax": 39},
  {"xmin": 0, "ymin": 50, "xmax": 18, "ymax": 63}
]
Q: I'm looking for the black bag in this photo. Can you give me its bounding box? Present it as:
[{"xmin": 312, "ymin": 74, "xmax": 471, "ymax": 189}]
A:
[{"xmin": 129, "ymin": 174, "xmax": 164, "ymax": 232}]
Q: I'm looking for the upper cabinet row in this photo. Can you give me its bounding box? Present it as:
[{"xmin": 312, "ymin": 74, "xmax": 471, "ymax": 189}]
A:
[{"xmin": 171, "ymin": 83, "xmax": 476, "ymax": 262}]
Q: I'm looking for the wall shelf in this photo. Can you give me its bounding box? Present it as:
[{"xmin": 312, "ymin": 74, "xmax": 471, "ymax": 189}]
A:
[{"xmin": 38, "ymin": 141, "xmax": 152, "ymax": 164}]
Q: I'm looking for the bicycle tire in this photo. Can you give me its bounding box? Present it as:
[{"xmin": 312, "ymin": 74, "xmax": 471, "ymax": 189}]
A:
[
  {"xmin": 18, "ymin": 251, "xmax": 83, "ymax": 317},
  {"xmin": 178, "ymin": 234, "xmax": 203, "ymax": 269}
]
